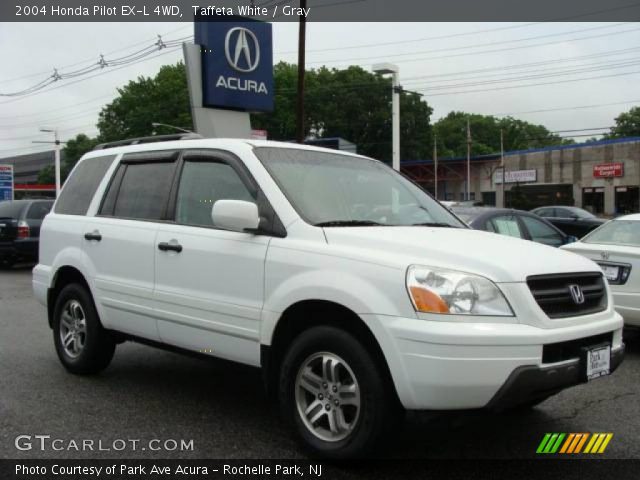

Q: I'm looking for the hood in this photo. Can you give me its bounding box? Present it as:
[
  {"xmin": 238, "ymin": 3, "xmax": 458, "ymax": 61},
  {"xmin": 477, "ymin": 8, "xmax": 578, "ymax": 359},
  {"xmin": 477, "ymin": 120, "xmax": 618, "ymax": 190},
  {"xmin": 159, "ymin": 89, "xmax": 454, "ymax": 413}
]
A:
[{"xmin": 323, "ymin": 226, "xmax": 601, "ymax": 283}]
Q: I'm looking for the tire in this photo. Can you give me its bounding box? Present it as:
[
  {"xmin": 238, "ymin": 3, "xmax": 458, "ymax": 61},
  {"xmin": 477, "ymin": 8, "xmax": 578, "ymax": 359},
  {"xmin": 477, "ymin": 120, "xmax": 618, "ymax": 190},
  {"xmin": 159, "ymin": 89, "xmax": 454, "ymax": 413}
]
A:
[
  {"xmin": 52, "ymin": 283, "xmax": 116, "ymax": 374},
  {"xmin": 279, "ymin": 325, "xmax": 400, "ymax": 458}
]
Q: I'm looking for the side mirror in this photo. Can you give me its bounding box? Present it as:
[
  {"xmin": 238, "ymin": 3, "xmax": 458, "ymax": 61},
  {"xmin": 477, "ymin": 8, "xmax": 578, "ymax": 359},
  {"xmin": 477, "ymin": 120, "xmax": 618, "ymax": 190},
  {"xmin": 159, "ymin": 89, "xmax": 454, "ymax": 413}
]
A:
[{"xmin": 212, "ymin": 200, "xmax": 260, "ymax": 233}]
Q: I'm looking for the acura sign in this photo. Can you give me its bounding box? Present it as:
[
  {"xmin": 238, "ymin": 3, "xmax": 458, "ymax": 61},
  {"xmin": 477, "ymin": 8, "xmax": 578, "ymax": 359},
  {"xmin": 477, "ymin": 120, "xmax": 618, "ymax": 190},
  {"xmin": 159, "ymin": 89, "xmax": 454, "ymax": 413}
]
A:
[{"xmin": 195, "ymin": 18, "xmax": 273, "ymax": 112}]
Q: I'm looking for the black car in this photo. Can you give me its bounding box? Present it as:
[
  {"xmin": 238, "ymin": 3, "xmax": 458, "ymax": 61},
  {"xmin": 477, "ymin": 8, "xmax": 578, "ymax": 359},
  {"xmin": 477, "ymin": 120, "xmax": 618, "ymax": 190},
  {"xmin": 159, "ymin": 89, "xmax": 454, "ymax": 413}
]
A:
[
  {"xmin": 452, "ymin": 207, "xmax": 576, "ymax": 247},
  {"xmin": 0, "ymin": 199, "xmax": 53, "ymax": 267},
  {"xmin": 530, "ymin": 206, "xmax": 606, "ymax": 238}
]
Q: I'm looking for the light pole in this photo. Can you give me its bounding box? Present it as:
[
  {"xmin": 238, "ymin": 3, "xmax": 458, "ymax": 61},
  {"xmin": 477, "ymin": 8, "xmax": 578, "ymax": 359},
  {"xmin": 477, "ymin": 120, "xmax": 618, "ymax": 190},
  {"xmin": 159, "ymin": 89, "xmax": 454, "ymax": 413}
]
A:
[
  {"xmin": 373, "ymin": 63, "xmax": 400, "ymax": 171},
  {"xmin": 151, "ymin": 122, "xmax": 194, "ymax": 134},
  {"xmin": 35, "ymin": 128, "xmax": 61, "ymax": 197}
]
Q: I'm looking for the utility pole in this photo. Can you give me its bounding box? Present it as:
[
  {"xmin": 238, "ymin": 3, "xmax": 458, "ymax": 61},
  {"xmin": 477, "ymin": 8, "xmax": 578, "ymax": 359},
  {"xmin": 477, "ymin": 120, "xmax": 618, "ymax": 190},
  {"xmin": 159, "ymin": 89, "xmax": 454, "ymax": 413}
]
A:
[
  {"xmin": 34, "ymin": 128, "xmax": 62, "ymax": 197},
  {"xmin": 500, "ymin": 129, "xmax": 506, "ymax": 208},
  {"xmin": 433, "ymin": 132, "xmax": 438, "ymax": 200},
  {"xmin": 466, "ymin": 118, "xmax": 471, "ymax": 201},
  {"xmin": 295, "ymin": 0, "xmax": 307, "ymax": 144}
]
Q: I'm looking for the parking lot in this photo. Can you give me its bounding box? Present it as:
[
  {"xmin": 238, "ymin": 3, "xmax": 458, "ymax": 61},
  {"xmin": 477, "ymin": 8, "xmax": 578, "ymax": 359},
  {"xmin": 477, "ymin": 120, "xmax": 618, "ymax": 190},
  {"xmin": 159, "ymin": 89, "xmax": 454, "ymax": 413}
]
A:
[{"xmin": 1, "ymin": 266, "xmax": 639, "ymax": 460}]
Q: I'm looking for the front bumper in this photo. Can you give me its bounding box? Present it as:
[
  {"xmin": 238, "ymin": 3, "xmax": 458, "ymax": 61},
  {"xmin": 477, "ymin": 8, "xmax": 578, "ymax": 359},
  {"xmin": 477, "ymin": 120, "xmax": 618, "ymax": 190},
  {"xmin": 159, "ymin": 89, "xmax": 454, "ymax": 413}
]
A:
[
  {"xmin": 362, "ymin": 311, "xmax": 624, "ymax": 410},
  {"xmin": 486, "ymin": 343, "xmax": 625, "ymax": 410}
]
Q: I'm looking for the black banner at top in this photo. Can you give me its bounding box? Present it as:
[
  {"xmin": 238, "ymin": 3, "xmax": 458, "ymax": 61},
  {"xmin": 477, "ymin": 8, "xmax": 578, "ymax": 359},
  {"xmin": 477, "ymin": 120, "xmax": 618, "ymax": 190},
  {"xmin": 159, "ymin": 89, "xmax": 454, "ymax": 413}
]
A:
[{"xmin": 3, "ymin": 0, "xmax": 640, "ymax": 22}]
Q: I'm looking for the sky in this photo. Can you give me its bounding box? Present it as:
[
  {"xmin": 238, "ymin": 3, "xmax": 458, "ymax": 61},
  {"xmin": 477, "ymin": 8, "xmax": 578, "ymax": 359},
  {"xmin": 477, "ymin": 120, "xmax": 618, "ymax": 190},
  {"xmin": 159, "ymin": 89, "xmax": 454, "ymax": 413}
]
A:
[{"xmin": 0, "ymin": 21, "xmax": 639, "ymax": 159}]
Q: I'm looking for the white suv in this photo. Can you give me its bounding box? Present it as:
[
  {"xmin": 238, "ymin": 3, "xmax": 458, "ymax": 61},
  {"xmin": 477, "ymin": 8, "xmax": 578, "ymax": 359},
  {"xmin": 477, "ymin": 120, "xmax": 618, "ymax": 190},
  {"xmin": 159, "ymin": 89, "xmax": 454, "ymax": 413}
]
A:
[{"xmin": 34, "ymin": 137, "xmax": 624, "ymax": 457}]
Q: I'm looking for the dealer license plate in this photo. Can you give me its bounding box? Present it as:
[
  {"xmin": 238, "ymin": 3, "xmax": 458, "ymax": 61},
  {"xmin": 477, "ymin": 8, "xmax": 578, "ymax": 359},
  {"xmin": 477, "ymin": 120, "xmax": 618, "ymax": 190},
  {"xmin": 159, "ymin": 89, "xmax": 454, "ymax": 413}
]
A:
[
  {"xmin": 599, "ymin": 264, "xmax": 619, "ymax": 282},
  {"xmin": 586, "ymin": 345, "xmax": 611, "ymax": 380}
]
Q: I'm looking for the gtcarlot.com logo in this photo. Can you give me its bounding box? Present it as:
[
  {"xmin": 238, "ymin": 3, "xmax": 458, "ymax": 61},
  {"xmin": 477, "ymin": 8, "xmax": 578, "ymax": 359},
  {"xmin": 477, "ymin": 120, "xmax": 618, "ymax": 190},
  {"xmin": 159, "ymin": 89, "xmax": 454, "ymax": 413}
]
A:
[{"xmin": 536, "ymin": 433, "xmax": 613, "ymax": 454}]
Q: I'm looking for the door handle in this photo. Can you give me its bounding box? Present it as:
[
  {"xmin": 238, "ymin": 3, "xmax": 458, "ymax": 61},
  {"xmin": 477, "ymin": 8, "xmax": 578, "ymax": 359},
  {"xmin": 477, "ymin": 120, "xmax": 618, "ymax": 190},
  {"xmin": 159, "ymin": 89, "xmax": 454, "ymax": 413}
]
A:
[
  {"xmin": 158, "ymin": 241, "xmax": 183, "ymax": 253},
  {"xmin": 84, "ymin": 231, "xmax": 102, "ymax": 242}
]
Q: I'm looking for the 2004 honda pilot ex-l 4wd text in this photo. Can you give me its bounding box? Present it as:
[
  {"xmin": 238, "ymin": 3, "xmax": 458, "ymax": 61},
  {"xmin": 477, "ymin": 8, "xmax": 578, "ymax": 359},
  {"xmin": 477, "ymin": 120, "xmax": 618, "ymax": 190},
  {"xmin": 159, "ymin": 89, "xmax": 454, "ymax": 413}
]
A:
[{"xmin": 33, "ymin": 137, "xmax": 624, "ymax": 457}]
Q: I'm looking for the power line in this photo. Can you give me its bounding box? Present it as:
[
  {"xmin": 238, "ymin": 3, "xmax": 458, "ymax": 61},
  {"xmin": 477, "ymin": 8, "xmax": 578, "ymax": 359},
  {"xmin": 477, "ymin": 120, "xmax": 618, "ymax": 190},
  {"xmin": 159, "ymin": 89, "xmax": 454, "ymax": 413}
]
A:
[
  {"xmin": 494, "ymin": 99, "xmax": 640, "ymax": 116},
  {"xmin": 303, "ymin": 23, "xmax": 633, "ymax": 65}
]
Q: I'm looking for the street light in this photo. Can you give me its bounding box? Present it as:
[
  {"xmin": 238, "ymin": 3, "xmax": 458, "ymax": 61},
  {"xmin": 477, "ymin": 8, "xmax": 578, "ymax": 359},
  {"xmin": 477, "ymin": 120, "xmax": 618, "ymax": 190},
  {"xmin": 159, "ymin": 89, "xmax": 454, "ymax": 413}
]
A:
[
  {"xmin": 372, "ymin": 63, "xmax": 400, "ymax": 171},
  {"xmin": 35, "ymin": 128, "xmax": 61, "ymax": 197},
  {"xmin": 151, "ymin": 122, "xmax": 194, "ymax": 134}
]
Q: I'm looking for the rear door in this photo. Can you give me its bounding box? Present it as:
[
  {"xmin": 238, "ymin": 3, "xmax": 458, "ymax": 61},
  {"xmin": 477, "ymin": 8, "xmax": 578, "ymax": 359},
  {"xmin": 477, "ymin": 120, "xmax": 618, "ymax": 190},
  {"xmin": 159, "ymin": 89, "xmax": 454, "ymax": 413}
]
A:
[
  {"xmin": 153, "ymin": 150, "xmax": 270, "ymax": 366},
  {"xmin": 83, "ymin": 151, "xmax": 179, "ymax": 341}
]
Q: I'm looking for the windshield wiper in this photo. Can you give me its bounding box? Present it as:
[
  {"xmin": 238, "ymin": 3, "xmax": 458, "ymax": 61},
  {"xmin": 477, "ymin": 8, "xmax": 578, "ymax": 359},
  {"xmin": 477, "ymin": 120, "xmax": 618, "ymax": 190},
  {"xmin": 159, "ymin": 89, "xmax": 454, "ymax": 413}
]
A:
[
  {"xmin": 411, "ymin": 222, "xmax": 459, "ymax": 228},
  {"xmin": 314, "ymin": 220, "xmax": 385, "ymax": 227}
]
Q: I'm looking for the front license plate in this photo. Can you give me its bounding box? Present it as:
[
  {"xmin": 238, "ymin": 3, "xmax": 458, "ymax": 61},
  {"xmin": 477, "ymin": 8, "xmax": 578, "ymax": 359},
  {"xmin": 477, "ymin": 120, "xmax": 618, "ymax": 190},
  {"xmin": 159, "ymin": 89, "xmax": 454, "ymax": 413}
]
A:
[
  {"xmin": 586, "ymin": 345, "xmax": 611, "ymax": 380},
  {"xmin": 599, "ymin": 264, "xmax": 619, "ymax": 282}
]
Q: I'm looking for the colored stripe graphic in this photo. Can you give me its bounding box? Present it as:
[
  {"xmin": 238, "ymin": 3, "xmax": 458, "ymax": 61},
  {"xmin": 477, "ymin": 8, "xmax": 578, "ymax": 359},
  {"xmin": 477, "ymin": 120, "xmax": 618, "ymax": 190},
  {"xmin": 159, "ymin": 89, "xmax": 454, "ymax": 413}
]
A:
[{"xmin": 537, "ymin": 433, "xmax": 613, "ymax": 454}]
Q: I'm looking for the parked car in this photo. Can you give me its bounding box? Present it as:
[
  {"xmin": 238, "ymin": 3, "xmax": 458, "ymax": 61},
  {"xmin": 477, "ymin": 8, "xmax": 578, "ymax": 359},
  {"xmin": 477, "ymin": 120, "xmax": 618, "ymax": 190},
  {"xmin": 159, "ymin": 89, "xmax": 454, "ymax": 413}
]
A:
[
  {"xmin": 452, "ymin": 207, "xmax": 576, "ymax": 247},
  {"xmin": 562, "ymin": 214, "xmax": 640, "ymax": 327},
  {"xmin": 34, "ymin": 136, "xmax": 624, "ymax": 458},
  {"xmin": 531, "ymin": 206, "xmax": 606, "ymax": 238},
  {"xmin": 0, "ymin": 199, "xmax": 53, "ymax": 267}
]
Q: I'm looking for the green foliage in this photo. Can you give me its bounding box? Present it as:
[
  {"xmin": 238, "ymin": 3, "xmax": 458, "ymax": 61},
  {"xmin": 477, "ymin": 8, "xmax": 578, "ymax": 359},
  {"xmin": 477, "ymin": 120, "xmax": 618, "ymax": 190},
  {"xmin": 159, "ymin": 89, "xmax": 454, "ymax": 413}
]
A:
[
  {"xmin": 97, "ymin": 62, "xmax": 192, "ymax": 142},
  {"xmin": 607, "ymin": 106, "xmax": 640, "ymax": 138},
  {"xmin": 37, "ymin": 134, "xmax": 99, "ymax": 184},
  {"xmin": 433, "ymin": 112, "xmax": 571, "ymax": 158},
  {"xmin": 251, "ymin": 62, "xmax": 433, "ymax": 162}
]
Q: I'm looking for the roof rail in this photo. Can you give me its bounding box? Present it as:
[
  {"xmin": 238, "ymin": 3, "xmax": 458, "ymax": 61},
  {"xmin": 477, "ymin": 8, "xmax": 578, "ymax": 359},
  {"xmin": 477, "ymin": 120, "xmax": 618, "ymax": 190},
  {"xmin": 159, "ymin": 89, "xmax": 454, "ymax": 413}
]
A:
[{"xmin": 93, "ymin": 133, "xmax": 203, "ymax": 150}]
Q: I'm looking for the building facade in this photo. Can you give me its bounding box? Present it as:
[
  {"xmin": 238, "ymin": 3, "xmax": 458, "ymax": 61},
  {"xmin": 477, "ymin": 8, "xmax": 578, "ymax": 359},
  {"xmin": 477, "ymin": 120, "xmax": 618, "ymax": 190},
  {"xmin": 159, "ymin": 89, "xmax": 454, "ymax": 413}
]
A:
[{"xmin": 402, "ymin": 137, "xmax": 640, "ymax": 216}]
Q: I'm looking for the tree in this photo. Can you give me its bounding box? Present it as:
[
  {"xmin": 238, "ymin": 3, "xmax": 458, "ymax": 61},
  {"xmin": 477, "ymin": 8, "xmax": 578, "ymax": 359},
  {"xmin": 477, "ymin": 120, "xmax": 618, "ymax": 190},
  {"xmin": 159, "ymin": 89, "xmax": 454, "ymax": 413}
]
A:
[
  {"xmin": 251, "ymin": 62, "xmax": 434, "ymax": 162},
  {"xmin": 97, "ymin": 63, "xmax": 192, "ymax": 142},
  {"xmin": 38, "ymin": 134, "xmax": 99, "ymax": 184},
  {"xmin": 433, "ymin": 112, "xmax": 571, "ymax": 158},
  {"xmin": 607, "ymin": 106, "xmax": 640, "ymax": 138}
]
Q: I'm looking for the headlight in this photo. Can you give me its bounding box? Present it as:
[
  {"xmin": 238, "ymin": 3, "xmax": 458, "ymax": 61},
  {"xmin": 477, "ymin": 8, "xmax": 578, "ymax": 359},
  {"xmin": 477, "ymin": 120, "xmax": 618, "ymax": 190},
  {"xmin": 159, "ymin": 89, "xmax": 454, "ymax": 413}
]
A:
[{"xmin": 406, "ymin": 265, "xmax": 514, "ymax": 316}]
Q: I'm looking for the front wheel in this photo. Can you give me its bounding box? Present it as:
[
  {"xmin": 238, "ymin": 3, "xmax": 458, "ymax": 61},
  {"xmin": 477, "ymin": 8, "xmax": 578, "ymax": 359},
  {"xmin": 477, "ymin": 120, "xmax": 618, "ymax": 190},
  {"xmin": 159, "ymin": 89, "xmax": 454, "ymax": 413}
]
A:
[
  {"xmin": 279, "ymin": 326, "xmax": 401, "ymax": 458},
  {"xmin": 52, "ymin": 283, "xmax": 116, "ymax": 374}
]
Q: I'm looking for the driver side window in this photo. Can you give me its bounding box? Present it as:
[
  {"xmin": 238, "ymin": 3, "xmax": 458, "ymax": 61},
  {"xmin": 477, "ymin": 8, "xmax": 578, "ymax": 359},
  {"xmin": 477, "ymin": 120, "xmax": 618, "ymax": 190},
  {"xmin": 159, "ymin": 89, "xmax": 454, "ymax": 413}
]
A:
[{"xmin": 175, "ymin": 160, "xmax": 254, "ymax": 227}]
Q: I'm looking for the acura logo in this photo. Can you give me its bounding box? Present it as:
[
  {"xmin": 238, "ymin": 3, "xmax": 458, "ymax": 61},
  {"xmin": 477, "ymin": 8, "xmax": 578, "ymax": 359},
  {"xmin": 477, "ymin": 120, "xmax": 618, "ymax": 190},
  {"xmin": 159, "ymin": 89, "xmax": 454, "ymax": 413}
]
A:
[
  {"xmin": 600, "ymin": 251, "xmax": 610, "ymax": 260},
  {"xmin": 569, "ymin": 284, "xmax": 585, "ymax": 305},
  {"xmin": 225, "ymin": 27, "xmax": 260, "ymax": 73}
]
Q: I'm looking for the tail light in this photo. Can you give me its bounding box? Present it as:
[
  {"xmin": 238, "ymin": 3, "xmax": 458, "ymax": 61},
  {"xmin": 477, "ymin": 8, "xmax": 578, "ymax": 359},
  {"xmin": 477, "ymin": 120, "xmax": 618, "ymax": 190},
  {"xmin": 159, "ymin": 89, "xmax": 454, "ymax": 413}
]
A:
[{"xmin": 17, "ymin": 220, "xmax": 30, "ymax": 239}]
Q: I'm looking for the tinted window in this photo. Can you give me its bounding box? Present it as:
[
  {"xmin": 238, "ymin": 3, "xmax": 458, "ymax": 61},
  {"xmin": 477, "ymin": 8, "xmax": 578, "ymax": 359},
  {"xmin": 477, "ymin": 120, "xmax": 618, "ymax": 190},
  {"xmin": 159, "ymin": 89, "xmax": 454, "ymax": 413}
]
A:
[
  {"xmin": 489, "ymin": 215, "xmax": 525, "ymax": 238},
  {"xmin": 26, "ymin": 201, "xmax": 53, "ymax": 220},
  {"xmin": 520, "ymin": 215, "xmax": 564, "ymax": 247},
  {"xmin": 176, "ymin": 161, "xmax": 254, "ymax": 227},
  {"xmin": 555, "ymin": 208, "xmax": 573, "ymax": 218},
  {"xmin": 0, "ymin": 201, "xmax": 27, "ymax": 218},
  {"xmin": 112, "ymin": 162, "xmax": 176, "ymax": 221},
  {"xmin": 55, "ymin": 155, "xmax": 115, "ymax": 215}
]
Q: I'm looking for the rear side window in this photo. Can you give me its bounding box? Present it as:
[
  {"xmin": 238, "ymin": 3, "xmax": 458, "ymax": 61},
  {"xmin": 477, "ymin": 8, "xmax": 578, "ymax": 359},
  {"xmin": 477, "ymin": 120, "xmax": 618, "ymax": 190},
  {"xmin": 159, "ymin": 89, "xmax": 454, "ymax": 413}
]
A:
[
  {"xmin": 101, "ymin": 154, "xmax": 177, "ymax": 221},
  {"xmin": 489, "ymin": 215, "xmax": 525, "ymax": 238},
  {"xmin": 54, "ymin": 155, "xmax": 115, "ymax": 215},
  {"xmin": 26, "ymin": 201, "xmax": 53, "ymax": 220}
]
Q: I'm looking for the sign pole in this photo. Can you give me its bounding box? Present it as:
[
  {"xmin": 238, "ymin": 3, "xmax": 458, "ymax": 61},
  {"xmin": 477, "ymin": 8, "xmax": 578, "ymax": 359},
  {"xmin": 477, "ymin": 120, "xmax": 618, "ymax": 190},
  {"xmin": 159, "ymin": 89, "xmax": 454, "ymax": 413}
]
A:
[
  {"xmin": 433, "ymin": 132, "xmax": 438, "ymax": 200},
  {"xmin": 501, "ymin": 129, "xmax": 505, "ymax": 208},
  {"xmin": 54, "ymin": 130, "xmax": 61, "ymax": 197},
  {"xmin": 296, "ymin": 0, "xmax": 307, "ymax": 144}
]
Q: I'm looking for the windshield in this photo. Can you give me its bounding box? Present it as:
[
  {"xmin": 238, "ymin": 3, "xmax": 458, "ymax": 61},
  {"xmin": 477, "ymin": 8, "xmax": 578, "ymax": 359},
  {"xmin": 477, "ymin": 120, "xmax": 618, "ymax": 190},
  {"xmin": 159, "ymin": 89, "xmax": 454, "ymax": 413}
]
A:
[
  {"xmin": 254, "ymin": 147, "xmax": 464, "ymax": 228},
  {"xmin": 583, "ymin": 220, "xmax": 640, "ymax": 247}
]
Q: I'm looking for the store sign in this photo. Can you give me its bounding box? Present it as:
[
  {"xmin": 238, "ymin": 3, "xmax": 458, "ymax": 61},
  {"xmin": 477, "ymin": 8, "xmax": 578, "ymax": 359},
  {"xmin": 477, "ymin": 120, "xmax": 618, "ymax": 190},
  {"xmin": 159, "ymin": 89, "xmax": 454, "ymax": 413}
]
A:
[
  {"xmin": 0, "ymin": 164, "xmax": 14, "ymax": 201},
  {"xmin": 494, "ymin": 169, "xmax": 537, "ymax": 184},
  {"xmin": 195, "ymin": 18, "xmax": 274, "ymax": 112},
  {"xmin": 593, "ymin": 163, "xmax": 624, "ymax": 178}
]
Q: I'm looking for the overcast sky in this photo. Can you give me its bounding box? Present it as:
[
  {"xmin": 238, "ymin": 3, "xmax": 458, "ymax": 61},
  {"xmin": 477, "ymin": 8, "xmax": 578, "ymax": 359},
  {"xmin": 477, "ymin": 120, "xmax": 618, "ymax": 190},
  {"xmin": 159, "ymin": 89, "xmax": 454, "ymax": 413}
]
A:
[{"xmin": 1, "ymin": 21, "xmax": 639, "ymax": 159}]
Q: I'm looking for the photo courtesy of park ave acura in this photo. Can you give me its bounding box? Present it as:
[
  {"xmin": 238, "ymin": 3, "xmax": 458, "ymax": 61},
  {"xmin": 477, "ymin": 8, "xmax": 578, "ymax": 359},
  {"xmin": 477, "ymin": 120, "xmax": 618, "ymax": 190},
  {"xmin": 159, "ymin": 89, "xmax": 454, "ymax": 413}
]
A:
[{"xmin": 33, "ymin": 137, "xmax": 624, "ymax": 458}]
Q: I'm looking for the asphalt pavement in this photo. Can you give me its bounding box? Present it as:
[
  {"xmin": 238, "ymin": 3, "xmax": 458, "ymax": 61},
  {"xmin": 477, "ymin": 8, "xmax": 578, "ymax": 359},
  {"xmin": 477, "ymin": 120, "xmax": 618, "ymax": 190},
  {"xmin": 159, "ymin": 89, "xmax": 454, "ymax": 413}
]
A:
[{"xmin": 1, "ymin": 266, "xmax": 639, "ymax": 460}]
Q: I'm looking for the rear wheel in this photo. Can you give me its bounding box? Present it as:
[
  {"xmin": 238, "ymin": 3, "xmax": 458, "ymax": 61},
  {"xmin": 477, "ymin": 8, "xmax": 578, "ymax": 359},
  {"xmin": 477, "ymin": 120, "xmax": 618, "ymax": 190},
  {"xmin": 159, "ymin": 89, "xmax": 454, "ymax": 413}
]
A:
[
  {"xmin": 52, "ymin": 283, "xmax": 116, "ymax": 374},
  {"xmin": 279, "ymin": 326, "xmax": 400, "ymax": 458}
]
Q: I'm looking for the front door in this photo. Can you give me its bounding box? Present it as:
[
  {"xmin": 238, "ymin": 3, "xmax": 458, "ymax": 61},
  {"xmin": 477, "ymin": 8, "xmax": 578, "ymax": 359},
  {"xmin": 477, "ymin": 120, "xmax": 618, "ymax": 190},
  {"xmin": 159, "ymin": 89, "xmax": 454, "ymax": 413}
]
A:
[{"xmin": 154, "ymin": 150, "xmax": 270, "ymax": 366}]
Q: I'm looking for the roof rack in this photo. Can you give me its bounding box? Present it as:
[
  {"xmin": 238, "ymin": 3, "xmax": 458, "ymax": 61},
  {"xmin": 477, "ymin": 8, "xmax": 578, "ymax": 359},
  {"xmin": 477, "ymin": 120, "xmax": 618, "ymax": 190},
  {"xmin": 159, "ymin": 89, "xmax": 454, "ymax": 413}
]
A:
[{"xmin": 93, "ymin": 133, "xmax": 203, "ymax": 150}]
